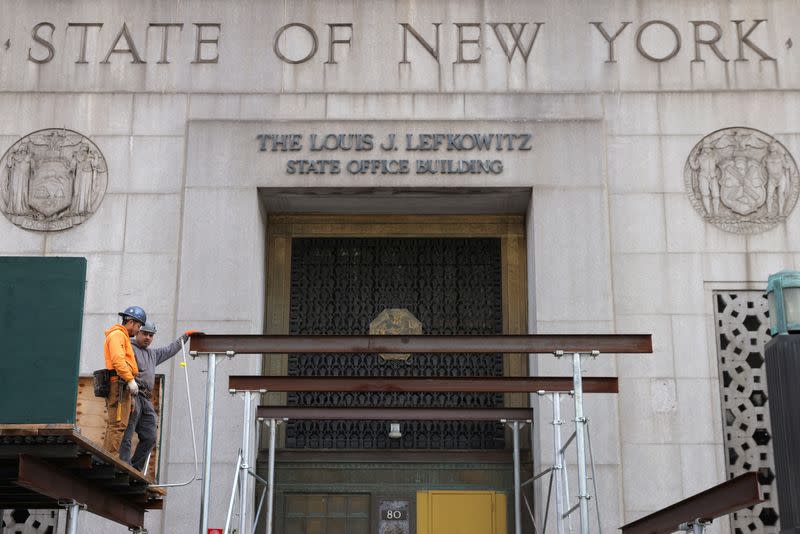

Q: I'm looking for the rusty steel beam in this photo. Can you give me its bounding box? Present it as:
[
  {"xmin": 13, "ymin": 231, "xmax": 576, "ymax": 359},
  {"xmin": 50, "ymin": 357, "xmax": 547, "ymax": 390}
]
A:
[
  {"xmin": 230, "ymin": 376, "xmax": 619, "ymax": 393},
  {"xmin": 620, "ymin": 472, "xmax": 762, "ymax": 534},
  {"xmin": 256, "ymin": 406, "xmax": 533, "ymax": 421},
  {"xmin": 15, "ymin": 454, "xmax": 145, "ymax": 529},
  {"xmin": 191, "ymin": 334, "xmax": 652, "ymax": 354}
]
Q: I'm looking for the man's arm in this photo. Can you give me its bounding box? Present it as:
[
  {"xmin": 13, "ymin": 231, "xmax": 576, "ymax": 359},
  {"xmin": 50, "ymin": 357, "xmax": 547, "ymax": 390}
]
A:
[
  {"xmin": 152, "ymin": 334, "xmax": 190, "ymax": 366},
  {"xmin": 108, "ymin": 330, "xmax": 136, "ymax": 382}
]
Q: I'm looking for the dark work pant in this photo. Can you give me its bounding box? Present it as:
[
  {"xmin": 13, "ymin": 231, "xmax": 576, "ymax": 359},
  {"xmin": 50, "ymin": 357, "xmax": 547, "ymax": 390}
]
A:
[{"xmin": 119, "ymin": 393, "xmax": 158, "ymax": 472}]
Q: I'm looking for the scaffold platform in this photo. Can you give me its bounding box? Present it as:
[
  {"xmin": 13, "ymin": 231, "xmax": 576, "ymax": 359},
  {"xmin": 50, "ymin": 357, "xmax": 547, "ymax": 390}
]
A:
[{"xmin": 0, "ymin": 424, "xmax": 164, "ymax": 529}]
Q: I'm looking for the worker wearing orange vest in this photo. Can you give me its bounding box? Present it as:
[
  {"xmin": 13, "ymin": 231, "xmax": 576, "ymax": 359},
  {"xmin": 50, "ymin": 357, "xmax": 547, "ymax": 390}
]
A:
[{"xmin": 102, "ymin": 305, "xmax": 147, "ymax": 456}]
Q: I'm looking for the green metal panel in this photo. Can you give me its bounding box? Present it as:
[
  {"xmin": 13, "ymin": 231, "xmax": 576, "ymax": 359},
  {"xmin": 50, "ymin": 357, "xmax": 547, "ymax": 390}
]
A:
[{"xmin": 0, "ymin": 257, "xmax": 86, "ymax": 424}]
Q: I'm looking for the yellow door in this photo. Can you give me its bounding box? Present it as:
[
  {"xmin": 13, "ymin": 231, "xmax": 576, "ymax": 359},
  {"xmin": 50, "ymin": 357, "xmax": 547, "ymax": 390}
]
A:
[{"xmin": 416, "ymin": 490, "xmax": 507, "ymax": 534}]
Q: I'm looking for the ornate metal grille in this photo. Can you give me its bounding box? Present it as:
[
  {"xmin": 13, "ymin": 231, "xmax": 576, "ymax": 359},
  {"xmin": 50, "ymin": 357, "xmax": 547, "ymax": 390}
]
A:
[
  {"xmin": 286, "ymin": 238, "xmax": 504, "ymax": 449},
  {"xmin": 714, "ymin": 292, "xmax": 780, "ymax": 533},
  {"xmin": 1, "ymin": 509, "xmax": 57, "ymax": 533}
]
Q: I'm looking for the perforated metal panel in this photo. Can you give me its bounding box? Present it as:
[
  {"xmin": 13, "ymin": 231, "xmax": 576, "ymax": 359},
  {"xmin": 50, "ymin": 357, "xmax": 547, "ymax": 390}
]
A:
[
  {"xmin": 714, "ymin": 291, "xmax": 780, "ymax": 532},
  {"xmin": 1, "ymin": 509, "xmax": 57, "ymax": 534},
  {"xmin": 286, "ymin": 238, "xmax": 504, "ymax": 449}
]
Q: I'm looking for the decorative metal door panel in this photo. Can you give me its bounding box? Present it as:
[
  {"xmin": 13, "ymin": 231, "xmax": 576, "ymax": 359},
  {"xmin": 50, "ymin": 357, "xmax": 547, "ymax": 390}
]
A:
[
  {"xmin": 1, "ymin": 509, "xmax": 57, "ymax": 533},
  {"xmin": 714, "ymin": 292, "xmax": 780, "ymax": 533},
  {"xmin": 286, "ymin": 238, "xmax": 504, "ymax": 449}
]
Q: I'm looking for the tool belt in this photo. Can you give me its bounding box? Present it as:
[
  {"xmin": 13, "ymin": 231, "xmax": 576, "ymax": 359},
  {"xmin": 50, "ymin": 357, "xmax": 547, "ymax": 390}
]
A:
[
  {"xmin": 135, "ymin": 379, "xmax": 153, "ymax": 401},
  {"xmin": 92, "ymin": 369, "xmax": 117, "ymax": 397}
]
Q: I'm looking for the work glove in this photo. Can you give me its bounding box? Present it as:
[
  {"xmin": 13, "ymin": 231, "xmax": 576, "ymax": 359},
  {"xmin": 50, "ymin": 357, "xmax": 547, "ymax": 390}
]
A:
[
  {"xmin": 127, "ymin": 380, "xmax": 139, "ymax": 396},
  {"xmin": 185, "ymin": 330, "xmax": 201, "ymax": 336}
]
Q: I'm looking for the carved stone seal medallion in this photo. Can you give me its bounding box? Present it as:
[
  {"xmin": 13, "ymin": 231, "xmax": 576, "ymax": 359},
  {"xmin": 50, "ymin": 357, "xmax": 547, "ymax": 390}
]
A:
[
  {"xmin": 0, "ymin": 129, "xmax": 108, "ymax": 231},
  {"xmin": 684, "ymin": 127, "xmax": 799, "ymax": 234},
  {"xmin": 369, "ymin": 308, "xmax": 423, "ymax": 362}
]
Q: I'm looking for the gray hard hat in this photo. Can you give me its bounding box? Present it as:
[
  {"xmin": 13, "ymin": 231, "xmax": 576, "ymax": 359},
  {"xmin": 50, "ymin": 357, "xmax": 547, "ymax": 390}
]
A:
[{"xmin": 140, "ymin": 321, "xmax": 157, "ymax": 334}]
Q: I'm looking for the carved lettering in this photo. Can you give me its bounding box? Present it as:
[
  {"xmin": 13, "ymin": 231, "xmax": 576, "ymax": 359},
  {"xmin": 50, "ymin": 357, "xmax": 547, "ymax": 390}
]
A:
[
  {"xmin": 193, "ymin": 22, "xmax": 221, "ymax": 64},
  {"xmin": 326, "ymin": 23, "xmax": 352, "ymax": 64},
  {"xmin": 28, "ymin": 22, "xmax": 55, "ymax": 64},
  {"xmin": 287, "ymin": 159, "xmax": 343, "ymax": 174},
  {"xmin": 257, "ymin": 134, "xmax": 303, "ymax": 151},
  {"xmin": 733, "ymin": 19, "xmax": 775, "ymax": 61},
  {"xmin": 256, "ymin": 130, "xmax": 532, "ymax": 178},
  {"xmin": 101, "ymin": 23, "xmax": 145, "ymax": 64},
  {"xmin": 454, "ymin": 23, "xmax": 481, "ymax": 64},
  {"xmin": 149, "ymin": 23, "xmax": 184, "ymax": 64},
  {"xmin": 309, "ymin": 133, "xmax": 373, "ymax": 151},
  {"xmin": 346, "ymin": 159, "xmax": 407, "ymax": 175},
  {"xmin": 635, "ymin": 20, "xmax": 681, "ymax": 62},
  {"xmin": 589, "ymin": 21, "xmax": 631, "ymax": 63},
  {"xmin": 19, "ymin": 16, "xmax": 784, "ymax": 71},
  {"xmin": 274, "ymin": 23, "xmax": 318, "ymax": 64},
  {"xmin": 399, "ymin": 23, "xmax": 441, "ymax": 64},
  {"xmin": 489, "ymin": 23, "xmax": 543, "ymax": 62},
  {"xmin": 690, "ymin": 21, "xmax": 727, "ymax": 62},
  {"xmin": 67, "ymin": 22, "xmax": 103, "ymax": 64}
]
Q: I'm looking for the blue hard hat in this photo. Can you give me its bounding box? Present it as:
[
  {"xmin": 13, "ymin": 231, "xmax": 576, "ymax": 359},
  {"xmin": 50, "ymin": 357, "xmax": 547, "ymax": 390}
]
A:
[{"xmin": 119, "ymin": 305, "xmax": 147, "ymax": 325}]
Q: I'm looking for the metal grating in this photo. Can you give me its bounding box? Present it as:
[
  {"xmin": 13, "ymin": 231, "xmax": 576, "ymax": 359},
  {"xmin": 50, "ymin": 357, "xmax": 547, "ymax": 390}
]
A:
[
  {"xmin": 714, "ymin": 291, "xmax": 780, "ymax": 533},
  {"xmin": 286, "ymin": 237, "xmax": 504, "ymax": 449}
]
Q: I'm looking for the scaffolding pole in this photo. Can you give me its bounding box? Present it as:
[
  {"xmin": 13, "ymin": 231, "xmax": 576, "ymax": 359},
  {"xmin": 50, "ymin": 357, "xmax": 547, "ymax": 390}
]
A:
[
  {"xmin": 266, "ymin": 418, "xmax": 277, "ymax": 534},
  {"xmin": 511, "ymin": 421, "xmax": 522, "ymax": 534},
  {"xmin": 198, "ymin": 352, "xmax": 217, "ymax": 534},
  {"xmin": 532, "ymin": 351, "xmax": 603, "ymax": 534},
  {"xmin": 63, "ymin": 501, "xmax": 82, "ymax": 534},
  {"xmin": 194, "ymin": 351, "xmax": 233, "ymax": 534},
  {"xmin": 573, "ymin": 352, "xmax": 590, "ymax": 534},
  {"xmin": 239, "ymin": 391, "xmax": 254, "ymax": 534},
  {"xmin": 552, "ymin": 392, "xmax": 565, "ymax": 534}
]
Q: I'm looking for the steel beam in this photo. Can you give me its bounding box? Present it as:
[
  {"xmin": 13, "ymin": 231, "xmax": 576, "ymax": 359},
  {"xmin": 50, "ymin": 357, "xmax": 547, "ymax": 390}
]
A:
[
  {"xmin": 620, "ymin": 472, "xmax": 762, "ymax": 534},
  {"xmin": 15, "ymin": 454, "xmax": 145, "ymax": 529},
  {"xmin": 192, "ymin": 334, "xmax": 652, "ymax": 354},
  {"xmin": 256, "ymin": 406, "xmax": 534, "ymax": 421},
  {"xmin": 231, "ymin": 376, "xmax": 619, "ymax": 393}
]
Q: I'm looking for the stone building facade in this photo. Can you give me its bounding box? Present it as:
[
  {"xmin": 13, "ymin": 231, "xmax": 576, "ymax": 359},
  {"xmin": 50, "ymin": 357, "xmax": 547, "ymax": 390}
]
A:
[{"xmin": 1, "ymin": 0, "xmax": 798, "ymax": 532}]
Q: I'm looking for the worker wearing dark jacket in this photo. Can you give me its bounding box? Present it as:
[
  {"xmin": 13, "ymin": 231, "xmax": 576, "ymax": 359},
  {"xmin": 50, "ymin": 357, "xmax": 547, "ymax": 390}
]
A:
[{"xmin": 121, "ymin": 322, "xmax": 196, "ymax": 472}]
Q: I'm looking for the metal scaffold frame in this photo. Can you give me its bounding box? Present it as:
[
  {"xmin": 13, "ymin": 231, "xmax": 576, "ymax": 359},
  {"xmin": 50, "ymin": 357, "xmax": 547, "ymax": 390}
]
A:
[
  {"xmin": 239, "ymin": 407, "xmax": 531, "ymax": 534},
  {"xmin": 188, "ymin": 333, "xmax": 652, "ymax": 534},
  {"xmin": 526, "ymin": 351, "xmax": 604, "ymax": 534},
  {"xmin": 0, "ymin": 427, "xmax": 163, "ymax": 532}
]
